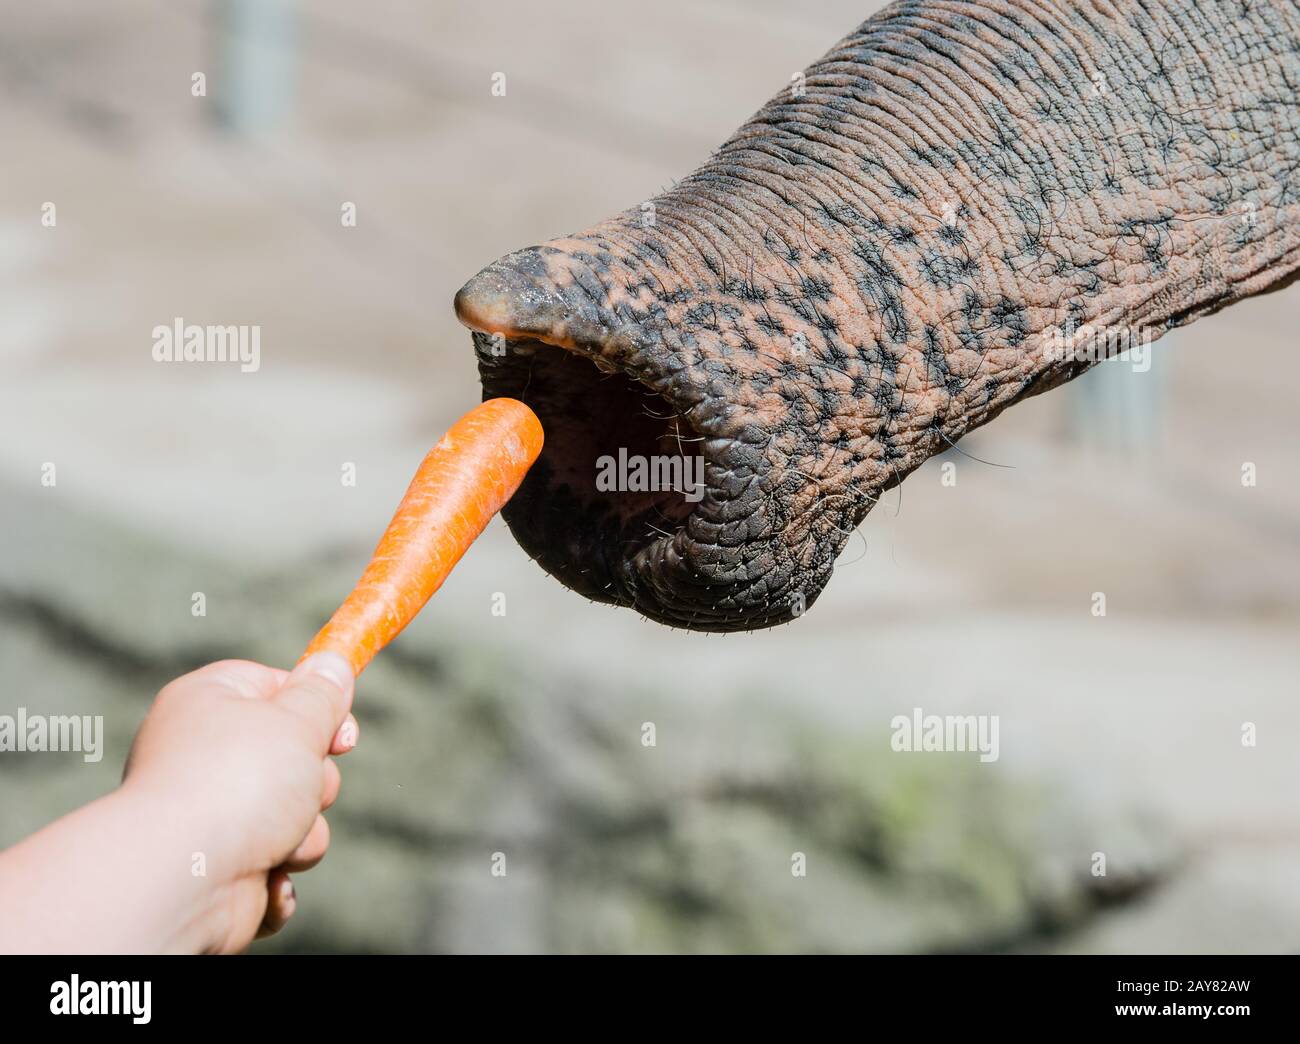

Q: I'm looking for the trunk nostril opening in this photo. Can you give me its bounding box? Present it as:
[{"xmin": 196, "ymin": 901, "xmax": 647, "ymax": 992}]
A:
[
  {"xmin": 455, "ymin": 250, "xmax": 712, "ymax": 562},
  {"xmin": 458, "ymin": 260, "xmax": 777, "ymax": 629},
  {"xmin": 505, "ymin": 340, "xmax": 703, "ymax": 557}
]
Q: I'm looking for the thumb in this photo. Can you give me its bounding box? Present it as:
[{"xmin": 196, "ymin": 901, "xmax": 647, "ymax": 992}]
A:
[{"xmin": 274, "ymin": 652, "xmax": 355, "ymax": 751}]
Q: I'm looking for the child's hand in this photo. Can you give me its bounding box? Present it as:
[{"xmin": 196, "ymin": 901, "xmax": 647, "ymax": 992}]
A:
[
  {"xmin": 120, "ymin": 654, "xmax": 359, "ymax": 952},
  {"xmin": 0, "ymin": 653, "xmax": 359, "ymax": 954}
]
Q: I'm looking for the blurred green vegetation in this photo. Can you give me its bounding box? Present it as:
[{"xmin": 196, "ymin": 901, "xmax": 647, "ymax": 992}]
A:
[{"xmin": 0, "ymin": 482, "xmax": 1169, "ymax": 952}]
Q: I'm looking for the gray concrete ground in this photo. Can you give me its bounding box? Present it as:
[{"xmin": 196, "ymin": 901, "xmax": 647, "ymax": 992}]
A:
[{"xmin": 2, "ymin": 0, "xmax": 1298, "ymax": 952}]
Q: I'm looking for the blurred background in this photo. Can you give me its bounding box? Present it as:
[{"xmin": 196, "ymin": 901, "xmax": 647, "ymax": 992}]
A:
[{"xmin": 2, "ymin": 0, "xmax": 1298, "ymax": 953}]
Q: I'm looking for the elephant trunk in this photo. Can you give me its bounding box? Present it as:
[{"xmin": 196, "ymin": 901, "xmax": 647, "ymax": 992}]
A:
[{"xmin": 454, "ymin": 0, "xmax": 1300, "ymax": 631}]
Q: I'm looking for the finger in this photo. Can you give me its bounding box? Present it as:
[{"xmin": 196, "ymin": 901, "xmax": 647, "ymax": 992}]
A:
[
  {"xmin": 321, "ymin": 758, "xmax": 341, "ymax": 810},
  {"xmin": 256, "ymin": 871, "xmax": 296, "ymax": 938},
  {"xmin": 284, "ymin": 814, "xmax": 330, "ymax": 872},
  {"xmin": 165, "ymin": 660, "xmax": 290, "ymax": 702},
  {"xmin": 274, "ymin": 653, "xmax": 354, "ymax": 750},
  {"xmin": 330, "ymin": 714, "xmax": 359, "ymax": 755}
]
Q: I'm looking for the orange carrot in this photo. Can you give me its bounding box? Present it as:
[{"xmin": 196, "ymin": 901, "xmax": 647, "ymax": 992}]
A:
[{"xmin": 302, "ymin": 398, "xmax": 543, "ymax": 676}]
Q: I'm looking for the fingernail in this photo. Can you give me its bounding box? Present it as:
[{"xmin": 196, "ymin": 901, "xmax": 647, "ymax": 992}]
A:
[
  {"xmin": 299, "ymin": 651, "xmax": 354, "ymax": 691},
  {"xmin": 338, "ymin": 719, "xmax": 359, "ymax": 751},
  {"xmin": 281, "ymin": 878, "xmax": 295, "ymax": 904}
]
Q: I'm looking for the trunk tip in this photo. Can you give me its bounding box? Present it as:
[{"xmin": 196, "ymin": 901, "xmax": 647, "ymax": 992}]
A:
[
  {"xmin": 453, "ymin": 269, "xmax": 517, "ymax": 336},
  {"xmin": 453, "ymin": 246, "xmax": 566, "ymax": 340}
]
